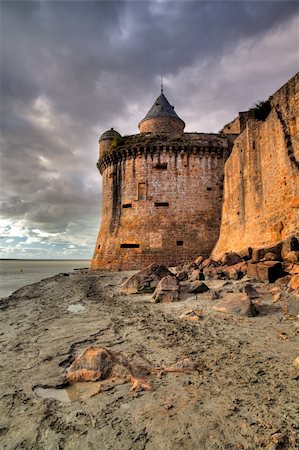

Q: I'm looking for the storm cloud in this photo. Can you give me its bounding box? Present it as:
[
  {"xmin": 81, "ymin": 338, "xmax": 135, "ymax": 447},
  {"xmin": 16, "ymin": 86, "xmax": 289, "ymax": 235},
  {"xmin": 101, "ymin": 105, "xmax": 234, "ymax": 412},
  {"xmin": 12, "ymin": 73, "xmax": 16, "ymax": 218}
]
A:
[{"xmin": 1, "ymin": 0, "xmax": 298, "ymax": 259}]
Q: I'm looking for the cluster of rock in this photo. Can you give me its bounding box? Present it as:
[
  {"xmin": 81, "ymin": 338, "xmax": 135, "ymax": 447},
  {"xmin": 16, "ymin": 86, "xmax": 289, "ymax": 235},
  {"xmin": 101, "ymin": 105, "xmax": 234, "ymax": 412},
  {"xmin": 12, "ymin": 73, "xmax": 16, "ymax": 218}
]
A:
[{"xmin": 120, "ymin": 236, "xmax": 299, "ymax": 317}]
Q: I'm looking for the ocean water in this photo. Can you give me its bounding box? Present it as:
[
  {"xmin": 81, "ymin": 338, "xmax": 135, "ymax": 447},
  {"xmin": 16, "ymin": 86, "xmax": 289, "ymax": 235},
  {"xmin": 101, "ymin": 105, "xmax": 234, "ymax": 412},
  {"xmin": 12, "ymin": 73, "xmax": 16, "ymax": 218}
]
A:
[{"xmin": 0, "ymin": 260, "xmax": 90, "ymax": 299}]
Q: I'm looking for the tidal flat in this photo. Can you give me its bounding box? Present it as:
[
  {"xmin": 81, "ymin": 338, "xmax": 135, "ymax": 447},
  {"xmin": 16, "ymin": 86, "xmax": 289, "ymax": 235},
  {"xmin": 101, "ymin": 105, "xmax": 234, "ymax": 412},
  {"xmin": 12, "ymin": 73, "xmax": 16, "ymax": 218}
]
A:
[{"xmin": 0, "ymin": 270, "xmax": 298, "ymax": 450}]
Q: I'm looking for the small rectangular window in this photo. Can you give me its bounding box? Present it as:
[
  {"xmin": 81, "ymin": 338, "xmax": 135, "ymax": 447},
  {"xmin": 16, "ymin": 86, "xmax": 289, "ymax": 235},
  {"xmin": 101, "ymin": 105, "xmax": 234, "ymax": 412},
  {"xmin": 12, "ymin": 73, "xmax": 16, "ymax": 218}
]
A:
[
  {"xmin": 122, "ymin": 203, "xmax": 132, "ymax": 208},
  {"xmin": 154, "ymin": 202, "xmax": 169, "ymax": 207},
  {"xmin": 177, "ymin": 241, "xmax": 184, "ymax": 246},
  {"xmin": 138, "ymin": 182, "xmax": 146, "ymax": 200},
  {"xmin": 120, "ymin": 243, "xmax": 140, "ymax": 248},
  {"xmin": 207, "ymin": 187, "xmax": 212, "ymax": 191},
  {"xmin": 98, "ymin": 244, "xmax": 101, "ymax": 249},
  {"xmin": 154, "ymin": 163, "xmax": 167, "ymax": 170}
]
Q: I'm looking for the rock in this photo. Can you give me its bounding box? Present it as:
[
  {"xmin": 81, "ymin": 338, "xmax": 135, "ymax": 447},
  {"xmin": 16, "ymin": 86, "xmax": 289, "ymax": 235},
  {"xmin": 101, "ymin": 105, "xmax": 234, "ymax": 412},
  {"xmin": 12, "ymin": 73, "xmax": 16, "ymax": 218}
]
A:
[
  {"xmin": 221, "ymin": 252, "xmax": 243, "ymax": 267},
  {"xmin": 197, "ymin": 258, "xmax": 219, "ymax": 271},
  {"xmin": 292, "ymin": 356, "xmax": 299, "ymax": 369},
  {"xmin": 194, "ymin": 255, "xmax": 205, "ymax": 266},
  {"xmin": 247, "ymin": 261, "xmax": 284, "ymax": 283},
  {"xmin": 176, "ymin": 270, "xmax": 188, "ymax": 282},
  {"xmin": 212, "ymin": 292, "xmax": 257, "ymax": 317},
  {"xmin": 152, "ymin": 275, "xmax": 180, "ymax": 303},
  {"xmin": 251, "ymin": 243, "xmax": 282, "ymax": 262},
  {"xmin": 120, "ymin": 264, "xmax": 172, "ymax": 294},
  {"xmin": 243, "ymin": 283, "xmax": 260, "ymax": 299},
  {"xmin": 281, "ymin": 236, "xmax": 299, "ymax": 259},
  {"xmin": 179, "ymin": 309, "xmax": 204, "ymax": 321},
  {"xmin": 288, "ymin": 274, "xmax": 299, "ymax": 291},
  {"xmin": 203, "ymin": 265, "xmax": 224, "ymax": 280},
  {"xmin": 186, "ymin": 281, "xmax": 209, "ymax": 294},
  {"xmin": 274, "ymin": 275, "xmax": 291, "ymax": 288},
  {"xmin": 237, "ymin": 247, "xmax": 253, "ymax": 261},
  {"xmin": 221, "ymin": 262, "xmax": 247, "ymax": 280},
  {"xmin": 287, "ymin": 293, "xmax": 299, "ymax": 316},
  {"xmin": 283, "ymin": 251, "xmax": 299, "ymax": 263},
  {"xmin": 262, "ymin": 252, "xmax": 279, "ymax": 261},
  {"xmin": 189, "ymin": 269, "xmax": 205, "ymax": 281}
]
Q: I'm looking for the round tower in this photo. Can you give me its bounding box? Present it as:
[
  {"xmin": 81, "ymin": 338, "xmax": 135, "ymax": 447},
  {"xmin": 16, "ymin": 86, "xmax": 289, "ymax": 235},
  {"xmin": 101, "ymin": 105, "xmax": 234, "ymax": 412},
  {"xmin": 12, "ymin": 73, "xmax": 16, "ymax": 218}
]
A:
[
  {"xmin": 138, "ymin": 92, "xmax": 185, "ymax": 135},
  {"xmin": 99, "ymin": 128, "xmax": 121, "ymax": 159},
  {"xmin": 91, "ymin": 91, "xmax": 232, "ymax": 271}
]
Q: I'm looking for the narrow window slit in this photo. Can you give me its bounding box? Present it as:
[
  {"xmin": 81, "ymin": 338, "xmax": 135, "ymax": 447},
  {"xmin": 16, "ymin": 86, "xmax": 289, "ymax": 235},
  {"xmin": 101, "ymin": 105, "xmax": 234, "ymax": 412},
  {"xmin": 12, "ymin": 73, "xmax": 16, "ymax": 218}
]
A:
[
  {"xmin": 177, "ymin": 241, "xmax": 184, "ymax": 246},
  {"xmin": 154, "ymin": 202, "xmax": 169, "ymax": 207},
  {"xmin": 122, "ymin": 203, "xmax": 132, "ymax": 208},
  {"xmin": 154, "ymin": 163, "xmax": 168, "ymax": 170},
  {"xmin": 120, "ymin": 243, "xmax": 140, "ymax": 248}
]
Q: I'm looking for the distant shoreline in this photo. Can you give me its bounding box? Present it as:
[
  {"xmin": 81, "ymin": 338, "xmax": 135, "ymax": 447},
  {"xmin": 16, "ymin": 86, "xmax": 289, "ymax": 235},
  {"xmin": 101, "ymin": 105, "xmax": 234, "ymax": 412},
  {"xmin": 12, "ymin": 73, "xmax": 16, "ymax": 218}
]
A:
[{"xmin": 0, "ymin": 259, "xmax": 90, "ymax": 261}]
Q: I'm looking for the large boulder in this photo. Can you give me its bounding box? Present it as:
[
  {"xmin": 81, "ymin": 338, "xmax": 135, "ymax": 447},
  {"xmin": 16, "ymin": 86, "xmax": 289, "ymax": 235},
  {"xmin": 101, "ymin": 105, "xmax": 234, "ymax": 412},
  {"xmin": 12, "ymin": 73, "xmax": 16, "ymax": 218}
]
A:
[
  {"xmin": 212, "ymin": 292, "xmax": 257, "ymax": 317},
  {"xmin": 221, "ymin": 262, "xmax": 247, "ymax": 280},
  {"xmin": 120, "ymin": 264, "xmax": 172, "ymax": 295},
  {"xmin": 251, "ymin": 243, "xmax": 282, "ymax": 262},
  {"xmin": 152, "ymin": 275, "xmax": 180, "ymax": 303},
  {"xmin": 247, "ymin": 261, "xmax": 285, "ymax": 283},
  {"xmin": 186, "ymin": 280, "xmax": 209, "ymax": 294},
  {"xmin": 221, "ymin": 252, "xmax": 243, "ymax": 267}
]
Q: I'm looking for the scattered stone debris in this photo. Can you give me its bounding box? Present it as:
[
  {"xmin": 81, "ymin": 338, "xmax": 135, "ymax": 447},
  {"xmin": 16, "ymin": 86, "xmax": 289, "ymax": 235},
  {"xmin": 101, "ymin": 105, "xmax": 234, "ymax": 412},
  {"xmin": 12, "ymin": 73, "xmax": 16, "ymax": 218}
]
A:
[{"xmin": 120, "ymin": 264, "xmax": 172, "ymax": 294}]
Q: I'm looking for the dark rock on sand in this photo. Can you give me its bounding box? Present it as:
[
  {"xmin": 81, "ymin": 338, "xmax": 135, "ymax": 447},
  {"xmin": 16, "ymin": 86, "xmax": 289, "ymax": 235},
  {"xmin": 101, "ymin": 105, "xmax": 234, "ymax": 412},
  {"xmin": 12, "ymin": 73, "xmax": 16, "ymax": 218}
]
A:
[
  {"xmin": 120, "ymin": 264, "xmax": 172, "ymax": 294},
  {"xmin": 152, "ymin": 275, "xmax": 180, "ymax": 303},
  {"xmin": 212, "ymin": 292, "xmax": 257, "ymax": 317}
]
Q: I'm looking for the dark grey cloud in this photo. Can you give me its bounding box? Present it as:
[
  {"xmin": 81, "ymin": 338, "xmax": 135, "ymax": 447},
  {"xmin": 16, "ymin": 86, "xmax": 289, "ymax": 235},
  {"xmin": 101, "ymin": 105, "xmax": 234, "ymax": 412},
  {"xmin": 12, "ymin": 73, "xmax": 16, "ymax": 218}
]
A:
[{"xmin": 1, "ymin": 0, "xmax": 298, "ymax": 258}]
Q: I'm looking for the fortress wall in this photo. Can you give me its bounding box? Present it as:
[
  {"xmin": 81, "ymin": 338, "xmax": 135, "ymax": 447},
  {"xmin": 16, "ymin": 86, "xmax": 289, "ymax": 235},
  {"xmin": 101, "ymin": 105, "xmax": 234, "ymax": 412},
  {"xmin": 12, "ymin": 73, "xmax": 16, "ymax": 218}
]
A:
[
  {"xmin": 91, "ymin": 148, "xmax": 226, "ymax": 270},
  {"xmin": 212, "ymin": 73, "xmax": 299, "ymax": 259}
]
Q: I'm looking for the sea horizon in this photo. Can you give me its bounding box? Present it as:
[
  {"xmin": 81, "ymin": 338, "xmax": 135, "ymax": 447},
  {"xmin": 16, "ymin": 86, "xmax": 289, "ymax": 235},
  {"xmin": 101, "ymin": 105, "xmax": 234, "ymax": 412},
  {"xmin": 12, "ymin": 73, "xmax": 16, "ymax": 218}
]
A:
[{"xmin": 0, "ymin": 259, "xmax": 91, "ymax": 299}]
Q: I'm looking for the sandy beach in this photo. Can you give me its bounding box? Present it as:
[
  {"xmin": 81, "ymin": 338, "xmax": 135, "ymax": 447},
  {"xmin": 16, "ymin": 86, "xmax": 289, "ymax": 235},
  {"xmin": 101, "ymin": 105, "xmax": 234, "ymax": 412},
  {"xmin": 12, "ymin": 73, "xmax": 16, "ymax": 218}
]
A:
[{"xmin": 0, "ymin": 270, "xmax": 298, "ymax": 450}]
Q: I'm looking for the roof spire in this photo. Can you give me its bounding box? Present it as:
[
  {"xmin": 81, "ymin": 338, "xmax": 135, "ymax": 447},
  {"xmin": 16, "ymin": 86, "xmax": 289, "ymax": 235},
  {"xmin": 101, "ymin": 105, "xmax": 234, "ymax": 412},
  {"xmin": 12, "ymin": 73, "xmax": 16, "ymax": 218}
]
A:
[{"xmin": 160, "ymin": 75, "xmax": 163, "ymax": 94}]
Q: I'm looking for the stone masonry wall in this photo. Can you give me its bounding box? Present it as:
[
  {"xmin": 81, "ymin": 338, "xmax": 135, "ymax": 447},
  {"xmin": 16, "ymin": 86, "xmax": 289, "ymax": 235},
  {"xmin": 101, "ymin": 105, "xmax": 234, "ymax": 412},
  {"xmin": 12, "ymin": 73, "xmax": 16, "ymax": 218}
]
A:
[
  {"xmin": 212, "ymin": 73, "xmax": 299, "ymax": 259},
  {"xmin": 139, "ymin": 116, "xmax": 185, "ymax": 135},
  {"xmin": 91, "ymin": 142, "xmax": 228, "ymax": 270}
]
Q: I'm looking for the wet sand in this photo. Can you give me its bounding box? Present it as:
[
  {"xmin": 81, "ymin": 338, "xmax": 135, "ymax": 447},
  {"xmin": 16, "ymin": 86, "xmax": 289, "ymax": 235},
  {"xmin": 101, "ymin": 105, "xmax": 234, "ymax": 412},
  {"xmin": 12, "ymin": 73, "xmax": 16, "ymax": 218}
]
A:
[{"xmin": 0, "ymin": 270, "xmax": 298, "ymax": 450}]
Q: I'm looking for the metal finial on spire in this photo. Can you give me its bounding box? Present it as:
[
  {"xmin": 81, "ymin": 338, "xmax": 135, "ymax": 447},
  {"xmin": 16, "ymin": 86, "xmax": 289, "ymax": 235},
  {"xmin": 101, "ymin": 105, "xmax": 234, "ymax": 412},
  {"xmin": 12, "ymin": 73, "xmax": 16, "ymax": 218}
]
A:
[{"xmin": 160, "ymin": 75, "xmax": 163, "ymax": 94}]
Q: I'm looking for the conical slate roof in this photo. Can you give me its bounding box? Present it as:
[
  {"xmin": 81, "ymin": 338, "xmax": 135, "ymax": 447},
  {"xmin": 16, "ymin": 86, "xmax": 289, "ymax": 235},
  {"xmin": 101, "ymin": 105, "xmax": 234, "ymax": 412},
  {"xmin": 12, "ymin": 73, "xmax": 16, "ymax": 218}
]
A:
[{"xmin": 139, "ymin": 93, "xmax": 183, "ymax": 125}]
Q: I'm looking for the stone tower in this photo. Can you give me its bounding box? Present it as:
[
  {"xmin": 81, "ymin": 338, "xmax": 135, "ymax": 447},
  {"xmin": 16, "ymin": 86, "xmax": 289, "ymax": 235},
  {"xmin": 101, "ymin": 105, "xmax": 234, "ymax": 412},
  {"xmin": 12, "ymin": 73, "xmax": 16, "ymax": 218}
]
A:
[{"xmin": 90, "ymin": 90, "xmax": 232, "ymax": 270}]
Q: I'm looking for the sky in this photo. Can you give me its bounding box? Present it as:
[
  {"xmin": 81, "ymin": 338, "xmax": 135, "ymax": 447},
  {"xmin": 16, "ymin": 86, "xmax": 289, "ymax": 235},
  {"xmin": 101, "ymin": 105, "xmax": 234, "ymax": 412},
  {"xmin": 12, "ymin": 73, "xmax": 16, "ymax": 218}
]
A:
[{"xmin": 0, "ymin": 0, "xmax": 298, "ymax": 260}]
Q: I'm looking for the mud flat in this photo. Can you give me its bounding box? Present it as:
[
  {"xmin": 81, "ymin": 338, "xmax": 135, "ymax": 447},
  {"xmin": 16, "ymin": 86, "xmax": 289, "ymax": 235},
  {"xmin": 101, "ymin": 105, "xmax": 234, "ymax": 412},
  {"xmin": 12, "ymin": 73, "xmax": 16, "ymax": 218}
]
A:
[{"xmin": 0, "ymin": 270, "xmax": 298, "ymax": 450}]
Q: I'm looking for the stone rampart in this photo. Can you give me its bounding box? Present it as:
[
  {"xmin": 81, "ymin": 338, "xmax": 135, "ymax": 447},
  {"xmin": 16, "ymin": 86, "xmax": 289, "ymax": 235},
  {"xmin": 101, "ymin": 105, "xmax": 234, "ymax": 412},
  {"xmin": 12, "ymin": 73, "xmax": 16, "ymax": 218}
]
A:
[{"xmin": 212, "ymin": 72, "xmax": 299, "ymax": 259}]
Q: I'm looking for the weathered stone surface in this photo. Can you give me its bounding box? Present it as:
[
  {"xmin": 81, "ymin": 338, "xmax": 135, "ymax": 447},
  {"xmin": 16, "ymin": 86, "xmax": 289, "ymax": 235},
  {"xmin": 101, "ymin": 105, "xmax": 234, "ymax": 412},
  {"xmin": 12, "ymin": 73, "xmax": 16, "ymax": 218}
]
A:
[
  {"xmin": 189, "ymin": 269, "xmax": 205, "ymax": 281},
  {"xmin": 283, "ymin": 251, "xmax": 299, "ymax": 263},
  {"xmin": 288, "ymin": 274, "xmax": 299, "ymax": 291},
  {"xmin": 212, "ymin": 293, "xmax": 257, "ymax": 317},
  {"xmin": 203, "ymin": 265, "xmax": 223, "ymax": 280},
  {"xmin": 212, "ymin": 74, "xmax": 299, "ymax": 259},
  {"xmin": 176, "ymin": 270, "xmax": 189, "ymax": 282},
  {"xmin": 186, "ymin": 281, "xmax": 209, "ymax": 294},
  {"xmin": 221, "ymin": 262, "xmax": 247, "ymax": 280},
  {"xmin": 247, "ymin": 261, "xmax": 284, "ymax": 283},
  {"xmin": 152, "ymin": 275, "xmax": 180, "ymax": 303},
  {"xmin": 287, "ymin": 293, "xmax": 299, "ymax": 316},
  {"xmin": 120, "ymin": 264, "xmax": 172, "ymax": 294},
  {"xmin": 194, "ymin": 255, "xmax": 205, "ymax": 266},
  {"xmin": 179, "ymin": 309, "xmax": 204, "ymax": 321},
  {"xmin": 243, "ymin": 283, "xmax": 260, "ymax": 299},
  {"xmin": 281, "ymin": 236, "xmax": 299, "ymax": 259},
  {"xmin": 274, "ymin": 275, "xmax": 291, "ymax": 288},
  {"xmin": 221, "ymin": 252, "xmax": 243, "ymax": 266},
  {"xmin": 237, "ymin": 247, "xmax": 253, "ymax": 261}
]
